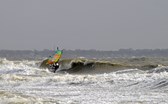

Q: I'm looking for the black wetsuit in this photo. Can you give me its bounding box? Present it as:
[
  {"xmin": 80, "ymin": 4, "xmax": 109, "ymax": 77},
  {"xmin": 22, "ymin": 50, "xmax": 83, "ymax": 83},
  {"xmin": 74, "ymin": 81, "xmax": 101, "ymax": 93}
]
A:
[{"xmin": 49, "ymin": 63, "xmax": 59, "ymax": 73}]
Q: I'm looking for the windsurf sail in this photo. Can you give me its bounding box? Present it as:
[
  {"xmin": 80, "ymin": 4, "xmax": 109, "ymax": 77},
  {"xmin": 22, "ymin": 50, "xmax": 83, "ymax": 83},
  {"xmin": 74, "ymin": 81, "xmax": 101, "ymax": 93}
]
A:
[{"xmin": 47, "ymin": 48, "xmax": 63, "ymax": 65}]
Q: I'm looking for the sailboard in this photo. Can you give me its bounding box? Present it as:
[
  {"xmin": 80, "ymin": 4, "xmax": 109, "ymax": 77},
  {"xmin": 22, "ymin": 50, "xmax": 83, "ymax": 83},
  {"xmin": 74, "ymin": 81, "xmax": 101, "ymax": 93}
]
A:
[{"xmin": 47, "ymin": 48, "xmax": 63, "ymax": 65}]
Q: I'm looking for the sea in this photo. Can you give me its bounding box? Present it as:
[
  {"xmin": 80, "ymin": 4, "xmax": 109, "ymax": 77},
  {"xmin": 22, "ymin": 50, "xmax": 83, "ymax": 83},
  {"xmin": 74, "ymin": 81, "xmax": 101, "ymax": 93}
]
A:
[{"xmin": 0, "ymin": 56, "xmax": 168, "ymax": 104}]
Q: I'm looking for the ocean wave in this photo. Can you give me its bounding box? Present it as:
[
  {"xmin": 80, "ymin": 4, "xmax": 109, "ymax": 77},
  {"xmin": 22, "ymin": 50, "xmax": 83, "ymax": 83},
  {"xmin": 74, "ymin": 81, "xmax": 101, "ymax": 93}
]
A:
[
  {"xmin": 148, "ymin": 65, "xmax": 168, "ymax": 73},
  {"xmin": 1, "ymin": 58, "xmax": 168, "ymax": 103},
  {"xmin": 40, "ymin": 58, "xmax": 159, "ymax": 74},
  {"xmin": 0, "ymin": 58, "xmax": 163, "ymax": 74},
  {"xmin": 0, "ymin": 58, "xmax": 45, "ymax": 75}
]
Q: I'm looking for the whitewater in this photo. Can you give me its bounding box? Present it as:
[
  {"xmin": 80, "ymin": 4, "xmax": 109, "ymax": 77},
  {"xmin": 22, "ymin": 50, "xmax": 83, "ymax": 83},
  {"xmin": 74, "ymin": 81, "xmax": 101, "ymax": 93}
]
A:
[{"xmin": 0, "ymin": 58, "xmax": 168, "ymax": 104}]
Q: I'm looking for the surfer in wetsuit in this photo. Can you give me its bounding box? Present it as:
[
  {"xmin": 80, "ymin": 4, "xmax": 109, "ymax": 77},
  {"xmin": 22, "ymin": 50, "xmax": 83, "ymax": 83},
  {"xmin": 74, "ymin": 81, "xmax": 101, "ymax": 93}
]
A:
[{"xmin": 49, "ymin": 62, "xmax": 59, "ymax": 73}]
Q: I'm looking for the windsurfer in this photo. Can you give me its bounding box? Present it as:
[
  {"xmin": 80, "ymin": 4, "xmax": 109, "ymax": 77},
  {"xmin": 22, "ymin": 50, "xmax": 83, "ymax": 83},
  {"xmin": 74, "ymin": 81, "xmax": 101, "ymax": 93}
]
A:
[{"xmin": 46, "ymin": 47, "xmax": 63, "ymax": 72}]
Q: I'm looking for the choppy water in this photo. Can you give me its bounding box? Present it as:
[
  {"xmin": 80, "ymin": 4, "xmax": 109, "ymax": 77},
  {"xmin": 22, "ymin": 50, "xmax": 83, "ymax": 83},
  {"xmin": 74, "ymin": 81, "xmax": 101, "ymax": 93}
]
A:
[{"xmin": 0, "ymin": 58, "xmax": 168, "ymax": 104}]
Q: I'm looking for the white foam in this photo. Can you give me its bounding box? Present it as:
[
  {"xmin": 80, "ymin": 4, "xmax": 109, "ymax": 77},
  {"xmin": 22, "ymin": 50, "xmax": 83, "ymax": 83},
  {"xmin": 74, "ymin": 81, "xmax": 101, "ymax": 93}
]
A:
[{"xmin": 0, "ymin": 59, "xmax": 168, "ymax": 103}]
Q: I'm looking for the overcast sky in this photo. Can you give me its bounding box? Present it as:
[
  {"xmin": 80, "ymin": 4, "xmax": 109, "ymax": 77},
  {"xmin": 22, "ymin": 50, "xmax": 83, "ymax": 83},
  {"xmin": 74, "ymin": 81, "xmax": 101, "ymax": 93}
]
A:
[{"xmin": 0, "ymin": 0, "xmax": 168, "ymax": 50}]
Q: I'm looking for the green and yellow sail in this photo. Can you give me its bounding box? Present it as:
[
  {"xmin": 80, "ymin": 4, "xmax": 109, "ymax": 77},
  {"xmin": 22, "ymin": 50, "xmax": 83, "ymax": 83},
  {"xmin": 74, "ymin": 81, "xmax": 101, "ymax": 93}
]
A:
[{"xmin": 47, "ymin": 49, "xmax": 63, "ymax": 65}]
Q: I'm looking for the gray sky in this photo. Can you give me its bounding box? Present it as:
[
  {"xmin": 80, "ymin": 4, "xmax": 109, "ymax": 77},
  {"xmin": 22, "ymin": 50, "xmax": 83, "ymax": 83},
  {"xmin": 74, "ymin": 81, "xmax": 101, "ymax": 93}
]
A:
[{"xmin": 0, "ymin": 0, "xmax": 168, "ymax": 50}]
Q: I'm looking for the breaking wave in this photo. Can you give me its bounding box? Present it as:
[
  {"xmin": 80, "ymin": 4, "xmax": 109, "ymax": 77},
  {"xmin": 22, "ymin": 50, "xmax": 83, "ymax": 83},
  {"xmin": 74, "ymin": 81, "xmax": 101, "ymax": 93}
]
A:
[
  {"xmin": 40, "ymin": 58, "xmax": 159, "ymax": 74},
  {"xmin": 1, "ymin": 58, "xmax": 168, "ymax": 103}
]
